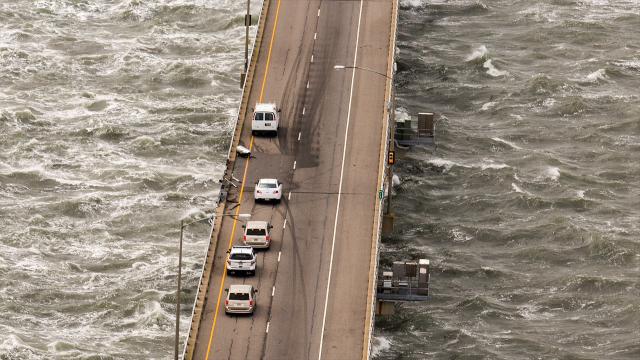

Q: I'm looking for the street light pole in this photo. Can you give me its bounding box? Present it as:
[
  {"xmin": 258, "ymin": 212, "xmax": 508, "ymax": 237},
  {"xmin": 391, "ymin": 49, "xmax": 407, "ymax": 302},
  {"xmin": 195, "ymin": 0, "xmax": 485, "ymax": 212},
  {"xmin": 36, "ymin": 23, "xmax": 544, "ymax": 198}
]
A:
[
  {"xmin": 174, "ymin": 212, "xmax": 251, "ymax": 359},
  {"xmin": 333, "ymin": 65, "xmax": 389, "ymax": 80},
  {"xmin": 241, "ymin": 0, "xmax": 251, "ymax": 87},
  {"xmin": 175, "ymin": 220, "xmax": 183, "ymax": 360},
  {"xmin": 245, "ymin": 0, "xmax": 250, "ymax": 73}
]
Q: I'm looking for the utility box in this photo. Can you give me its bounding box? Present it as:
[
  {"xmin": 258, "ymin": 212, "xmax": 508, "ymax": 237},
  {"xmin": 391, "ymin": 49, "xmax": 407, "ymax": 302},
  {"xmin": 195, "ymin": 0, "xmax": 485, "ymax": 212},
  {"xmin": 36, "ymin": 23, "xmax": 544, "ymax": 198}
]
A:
[
  {"xmin": 382, "ymin": 213, "xmax": 394, "ymax": 235},
  {"xmin": 394, "ymin": 112, "xmax": 435, "ymax": 147},
  {"xmin": 376, "ymin": 300, "xmax": 395, "ymax": 315},
  {"xmin": 378, "ymin": 259, "xmax": 430, "ymax": 301},
  {"xmin": 395, "ymin": 116, "xmax": 413, "ymax": 141},
  {"xmin": 417, "ymin": 259, "xmax": 430, "ymax": 296},
  {"xmin": 418, "ymin": 112, "xmax": 434, "ymax": 137},
  {"xmin": 381, "ymin": 272, "xmax": 393, "ymax": 293}
]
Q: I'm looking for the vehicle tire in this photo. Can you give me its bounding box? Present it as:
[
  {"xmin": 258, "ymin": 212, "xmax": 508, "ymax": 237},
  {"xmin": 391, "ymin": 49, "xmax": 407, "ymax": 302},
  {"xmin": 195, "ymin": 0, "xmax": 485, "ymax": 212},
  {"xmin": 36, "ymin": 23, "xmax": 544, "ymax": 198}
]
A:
[{"xmin": 251, "ymin": 130, "xmax": 256, "ymax": 136}]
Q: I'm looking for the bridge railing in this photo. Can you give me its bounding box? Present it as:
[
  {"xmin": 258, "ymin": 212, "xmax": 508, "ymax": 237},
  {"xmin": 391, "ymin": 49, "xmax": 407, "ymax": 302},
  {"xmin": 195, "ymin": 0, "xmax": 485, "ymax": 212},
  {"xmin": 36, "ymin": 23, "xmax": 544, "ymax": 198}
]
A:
[
  {"xmin": 364, "ymin": 0, "xmax": 400, "ymax": 359},
  {"xmin": 181, "ymin": 0, "xmax": 270, "ymax": 358}
]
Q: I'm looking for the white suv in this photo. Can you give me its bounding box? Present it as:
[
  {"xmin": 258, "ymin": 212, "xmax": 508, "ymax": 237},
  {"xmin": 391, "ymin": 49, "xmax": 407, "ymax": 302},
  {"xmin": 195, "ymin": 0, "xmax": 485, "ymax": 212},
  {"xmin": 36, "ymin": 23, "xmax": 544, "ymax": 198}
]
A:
[
  {"xmin": 226, "ymin": 246, "xmax": 256, "ymax": 275},
  {"xmin": 242, "ymin": 221, "xmax": 272, "ymax": 249},
  {"xmin": 225, "ymin": 284, "xmax": 257, "ymax": 315},
  {"xmin": 251, "ymin": 103, "xmax": 279, "ymax": 136},
  {"xmin": 254, "ymin": 178, "xmax": 283, "ymax": 202}
]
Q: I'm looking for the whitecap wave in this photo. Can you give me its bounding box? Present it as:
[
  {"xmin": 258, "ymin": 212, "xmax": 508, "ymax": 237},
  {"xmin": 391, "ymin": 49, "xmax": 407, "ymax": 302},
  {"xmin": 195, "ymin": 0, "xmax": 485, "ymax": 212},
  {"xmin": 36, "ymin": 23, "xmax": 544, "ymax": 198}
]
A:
[
  {"xmin": 613, "ymin": 59, "xmax": 640, "ymax": 70},
  {"xmin": 570, "ymin": 68, "xmax": 609, "ymax": 83},
  {"xmin": 543, "ymin": 166, "xmax": 561, "ymax": 181},
  {"xmin": 492, "ymin": 137, "xmax": 522, "ymax": 150},
  {"xmin": 428, "ymin": 158, "xmax": 461, "ymax": 171},
  {"xmin": 481, "ymin": 101, "xmax": 497, "ymax": 111},
  {"xmin": 511, "ymin": 183, "xmax": 532, "ymax": 195},
  {"xmin": 371, "ymin": 335, "xmax": 392, "ymax": 357},
  {"xmin": 483, "ymin": 59, "xmax": 508, "ymax": 77},
  {"xmin": 480, "ymin": 161, "xmax": 510, "ymax": 170},
  {"xmin": 466, "ymin": 45, "xmax": 488, "ymax": 62},
  {"xmin": 451, "ymin": 228, "xmax": 473, "ymax": 243}
]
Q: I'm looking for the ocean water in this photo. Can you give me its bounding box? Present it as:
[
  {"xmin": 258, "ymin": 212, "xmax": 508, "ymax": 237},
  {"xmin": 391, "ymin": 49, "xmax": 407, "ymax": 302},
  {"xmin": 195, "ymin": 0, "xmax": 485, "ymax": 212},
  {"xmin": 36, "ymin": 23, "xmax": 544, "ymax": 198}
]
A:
[
  {"xmin": 0, "ymin": 1, "xmax": 259, "ymax": 358},
  {"xmin": 374, "ymin": 0, "xmax": 640, "ymax": 359},
  {"xmin": 1, "ymin": 0, "xmax": 639, "ymax": 359}
]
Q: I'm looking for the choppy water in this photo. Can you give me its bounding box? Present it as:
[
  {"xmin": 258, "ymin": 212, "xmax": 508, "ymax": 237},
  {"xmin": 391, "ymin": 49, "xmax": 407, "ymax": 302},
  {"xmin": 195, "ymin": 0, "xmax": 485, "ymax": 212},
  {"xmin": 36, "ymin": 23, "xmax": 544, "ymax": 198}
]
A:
[
  {"xmin": 1, "ymin": 0, "xmax": 639, "ymax": 359},
  {"xmin": 374, "ymin": 0, "xmax": 640, "ymax": 359},
  {"xmin": 0, "ymin": 1, "xmax": 259, "ymax": 358}
]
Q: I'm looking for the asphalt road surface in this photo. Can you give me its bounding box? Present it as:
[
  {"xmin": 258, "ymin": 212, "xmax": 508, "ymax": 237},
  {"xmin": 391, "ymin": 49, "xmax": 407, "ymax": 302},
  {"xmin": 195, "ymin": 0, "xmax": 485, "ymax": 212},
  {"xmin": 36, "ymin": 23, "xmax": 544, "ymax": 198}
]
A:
[{"xmin": 192, "ymin": 0, "xmax": 394, "ymax": 359}]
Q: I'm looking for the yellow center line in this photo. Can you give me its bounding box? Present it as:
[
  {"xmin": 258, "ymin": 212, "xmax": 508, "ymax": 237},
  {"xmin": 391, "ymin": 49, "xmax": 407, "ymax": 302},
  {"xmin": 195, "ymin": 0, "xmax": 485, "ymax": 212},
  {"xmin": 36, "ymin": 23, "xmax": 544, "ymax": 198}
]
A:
[{"xmin": 204, "ymin": 0, "xmax": 283, "ymax": 358}]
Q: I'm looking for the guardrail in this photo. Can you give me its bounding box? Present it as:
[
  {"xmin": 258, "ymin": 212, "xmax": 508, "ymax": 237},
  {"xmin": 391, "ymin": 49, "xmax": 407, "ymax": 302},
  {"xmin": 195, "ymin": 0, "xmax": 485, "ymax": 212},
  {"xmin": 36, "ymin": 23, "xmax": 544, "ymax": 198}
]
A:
[
  {"xmin": 363, "ymin": 0, "xmax": 400, "ymax": 359},
  {"xmin": 181, "ymin": 1, "xmax": 270, "ymax": 358}
]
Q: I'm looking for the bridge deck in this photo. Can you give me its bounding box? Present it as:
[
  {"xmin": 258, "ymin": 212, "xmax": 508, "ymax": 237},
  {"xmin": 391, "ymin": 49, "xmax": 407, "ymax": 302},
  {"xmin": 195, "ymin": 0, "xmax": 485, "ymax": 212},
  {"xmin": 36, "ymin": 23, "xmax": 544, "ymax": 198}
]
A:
[{"xmin": 187, "ymin": 0, "xmax": 397, "ymax": 359}]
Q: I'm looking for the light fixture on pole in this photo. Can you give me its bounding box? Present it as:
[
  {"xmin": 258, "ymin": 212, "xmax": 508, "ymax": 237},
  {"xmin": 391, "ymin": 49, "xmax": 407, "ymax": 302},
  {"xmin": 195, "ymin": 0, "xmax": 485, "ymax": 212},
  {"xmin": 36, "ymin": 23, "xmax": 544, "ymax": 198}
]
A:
[
  {"xmin": 334, "ymin": 62, "xmax": 397, "ymax": 219},
  {"xmin": 333, "ymin": 64, "xmax": 390, "ymax": 79}
]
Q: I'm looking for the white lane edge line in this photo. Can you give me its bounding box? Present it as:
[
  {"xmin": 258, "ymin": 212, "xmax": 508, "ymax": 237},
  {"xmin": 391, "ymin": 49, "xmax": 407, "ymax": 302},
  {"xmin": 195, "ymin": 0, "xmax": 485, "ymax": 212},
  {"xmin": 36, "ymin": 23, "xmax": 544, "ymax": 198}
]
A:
[
  {"xmin": 283, "ymin": 218, "xmax": 287, "ymax": 229},
  {"xmin": 317, "ymin": 0, "xmax": 364, "ymax": 359},
  {"xmin": 311, "ymin": 54, "xmax": 314, "ymax": 63},
  {"xmin": 288, "ymin": 191, "xmax": 292, "ymax": 200},
  {"xmin": 317, "ymin": 8, "xmax": 320, "ymax": 17},
  {"xmin": 266, "ymin": 322, "xmax": 270, "ymax": 333},
  {"xmin": 272, "ymin": 286, "xmax": 276, "ymax": 297},
  {"xmin": 307, "ymin": 81, "xmax": 310, "ymax": 88},
  {"xmin": 314, "ymin": 32, "xmax": 317, "ymax": 40},
  {"xmin": 277, "ymin": 251, "xmax": 281, "ymax": 262},
  {"xmin": 302, "ymin": 107, "xmax": 306, "ymax": 115},
  {"xmin": 298, "ymin": 132, "xmax": 301, "ymax": 141},
  {"xmin": 293, "ymin": 161, "xmax": 297, "ymax": 170}
]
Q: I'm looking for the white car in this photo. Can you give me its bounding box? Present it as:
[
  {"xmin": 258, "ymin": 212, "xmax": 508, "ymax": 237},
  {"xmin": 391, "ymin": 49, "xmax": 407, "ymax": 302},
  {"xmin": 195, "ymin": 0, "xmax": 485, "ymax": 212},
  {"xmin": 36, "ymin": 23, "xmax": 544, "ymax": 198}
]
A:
[
  {"xmin": 226, "ymin": 246, "xmax": 256, "ymax": 275},
  {"xmin": 242, "ymin": 221, "xmax": 272, "ymax": 249},
  {"xmin": 251, "ymin": 103, "xmax": 279, "ymax": 136},
  {"xmin": 254, "ymin": 178, "xmax": 283, "ymax": 202},
  {"xmin": 225, "ymin": 284, "xmax": 257, "ymax": 315}
]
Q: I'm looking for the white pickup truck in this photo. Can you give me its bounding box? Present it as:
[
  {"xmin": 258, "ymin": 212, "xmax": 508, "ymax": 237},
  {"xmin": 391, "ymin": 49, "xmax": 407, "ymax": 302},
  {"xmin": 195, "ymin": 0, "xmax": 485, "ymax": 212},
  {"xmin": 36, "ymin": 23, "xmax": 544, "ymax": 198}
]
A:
[{"xmin": 251, "ymin": 103, "xmax": 280, "ymax": 136}]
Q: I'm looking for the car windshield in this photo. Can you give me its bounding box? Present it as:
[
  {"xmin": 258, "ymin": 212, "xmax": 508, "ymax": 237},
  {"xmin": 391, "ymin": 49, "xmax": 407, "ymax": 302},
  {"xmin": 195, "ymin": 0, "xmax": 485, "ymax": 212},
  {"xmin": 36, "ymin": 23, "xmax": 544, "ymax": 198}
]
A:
[
  {"xmin": 230, "ymin": 253, "xmax": 253, "ymax": 260},
  {"xmin": 259, "ymin": 182, "xmax": 277, "ymax": 188},
  {"xmin": 254, "ymin": 112, "xmax": 264, "ymax": 121},
  {"xmin": 229, "ymin": 292, "xmax": 250, "ymax": 301},
  {"xmin": 246, "ymin": 228, "xmax": 267, "ymax": 236}
]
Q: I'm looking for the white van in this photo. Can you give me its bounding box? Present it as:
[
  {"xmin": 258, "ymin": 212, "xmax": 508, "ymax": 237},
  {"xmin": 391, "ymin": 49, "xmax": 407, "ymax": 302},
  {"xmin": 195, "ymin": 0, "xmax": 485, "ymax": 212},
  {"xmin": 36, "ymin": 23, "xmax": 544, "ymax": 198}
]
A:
[{"xmin": 251, "ymin": 103, "xmax": 279, "ymax": 136}]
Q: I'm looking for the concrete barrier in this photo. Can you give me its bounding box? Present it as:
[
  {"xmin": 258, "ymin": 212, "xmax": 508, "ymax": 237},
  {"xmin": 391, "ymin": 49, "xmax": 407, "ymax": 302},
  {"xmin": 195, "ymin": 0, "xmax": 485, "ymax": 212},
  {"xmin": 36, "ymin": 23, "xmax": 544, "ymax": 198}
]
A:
[
  {"xmin": 363, "ymin": 0, "xmax": 400, "ymax": 358},
  {"xmin": 182, "ymin": 1, "xmax": 271, "ymax": 358}
]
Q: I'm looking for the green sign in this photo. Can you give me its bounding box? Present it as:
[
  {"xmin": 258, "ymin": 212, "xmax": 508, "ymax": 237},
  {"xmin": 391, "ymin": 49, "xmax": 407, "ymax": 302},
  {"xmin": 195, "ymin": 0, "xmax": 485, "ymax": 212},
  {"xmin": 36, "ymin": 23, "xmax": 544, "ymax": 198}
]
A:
[{"xmin": 378, "ymin": 189, "xmax": 384, "ymax": 200}]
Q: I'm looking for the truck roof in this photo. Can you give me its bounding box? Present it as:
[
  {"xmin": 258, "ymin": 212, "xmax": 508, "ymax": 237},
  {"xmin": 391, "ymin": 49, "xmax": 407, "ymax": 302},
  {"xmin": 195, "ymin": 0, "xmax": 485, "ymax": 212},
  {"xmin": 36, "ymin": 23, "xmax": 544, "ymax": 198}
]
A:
[
  {"xmin": 229, "ymin": 284, "xmax": 253, "ymax": 293},
  {"xmin": 230, "ymin": 245, "xmax": 254, "ymax": 255},
  {"xmin": 246, "ymin": 220, "xmax": 269, "ymax": 228},
  {"xmin": 254, "ymin": 103, "xmax": 277, "ymax": 112}
]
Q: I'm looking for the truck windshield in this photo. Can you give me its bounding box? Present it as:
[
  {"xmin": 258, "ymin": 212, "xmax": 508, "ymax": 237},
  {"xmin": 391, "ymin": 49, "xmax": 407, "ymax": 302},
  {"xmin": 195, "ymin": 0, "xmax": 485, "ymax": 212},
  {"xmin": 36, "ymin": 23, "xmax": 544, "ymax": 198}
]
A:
[
  {"xmin": 246, "ymin": 228, "xmax": 267, "ymax": 236},
  {"xmin": 229, "ymin": 293, "xmax": 250, "ymax": 300},
  {"xmin": 230, "ymin": 253, "xmax": 253, "ymax": 260}
]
